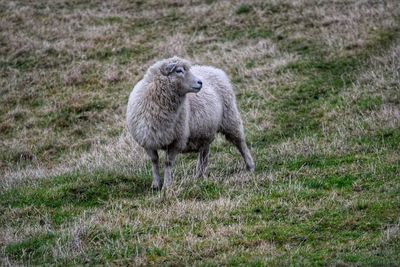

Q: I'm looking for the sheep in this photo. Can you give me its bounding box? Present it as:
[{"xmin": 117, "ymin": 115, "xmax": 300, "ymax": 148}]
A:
[{"xmin": 126, "ymin": 56, "xmax": 254, "ymax": 190}]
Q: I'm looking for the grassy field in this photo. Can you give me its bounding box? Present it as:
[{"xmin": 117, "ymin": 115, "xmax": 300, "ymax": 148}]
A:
[{"xmin": 1, "ymin": 0, "xmax": 400, "ymax": 265}]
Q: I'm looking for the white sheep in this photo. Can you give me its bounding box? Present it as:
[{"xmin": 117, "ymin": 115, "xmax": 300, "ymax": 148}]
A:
[{"xmin": 126, "ymin": 56, "xmax": 254, "ymax": 189}]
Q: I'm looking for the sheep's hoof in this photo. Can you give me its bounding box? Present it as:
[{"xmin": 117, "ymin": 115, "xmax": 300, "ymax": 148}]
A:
[
  {"xmin": 162, "ymin": 179, "xmax": 172, "ymax": 189},
  {"xmin": 151, "ymin": 181, "xmax": 161, "ymax": 191},
  {"xmin": 194, "ymin": 173, "xmax": 205, "ymax": 179},
  {"xmin": 246, "ymin": 164, "xmax": 255, "ymax": 172}
]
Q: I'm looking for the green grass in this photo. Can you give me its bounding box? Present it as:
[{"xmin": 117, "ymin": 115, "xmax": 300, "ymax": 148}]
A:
[
  {"xmin": 5, "ymin": 233, "xmax": 58, "ymax": 264},
  {"xmin": 1, "ymin": 0, "xmax": 400, "ymax": 265},
  {"xmin": 236, "ymin": 4, "xmax": 252, "ymax": 15},
  {"xmin": 0, "ymin": 170, "xmax": 151, "ymax": 224}
]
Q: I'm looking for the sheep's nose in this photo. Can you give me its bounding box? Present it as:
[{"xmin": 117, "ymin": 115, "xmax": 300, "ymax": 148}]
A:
[{"xmin": 197, "ymin": 80, "xmax": 203, "ymax": 86}]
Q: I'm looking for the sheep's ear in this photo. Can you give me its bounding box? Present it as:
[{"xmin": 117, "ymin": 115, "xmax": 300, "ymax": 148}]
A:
[{"xmin": 160, "ymin": 62, "xmax": 177, "ymax": 76}]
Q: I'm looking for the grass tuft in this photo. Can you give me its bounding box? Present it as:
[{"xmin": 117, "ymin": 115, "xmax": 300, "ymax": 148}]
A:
[{"xmin": 236, "ymin": 4, "xmax": 252, "ymax": 15}]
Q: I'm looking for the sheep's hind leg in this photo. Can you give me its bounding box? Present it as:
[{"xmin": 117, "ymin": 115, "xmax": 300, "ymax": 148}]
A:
[
  {"xmin": 223, "ymin": 131, "xmax": 255, "ymax": 172},
  {"xmin": 195, "ymin": 144, "xmax": 210, "ymax": 179},
  {"xmin": 146, "ymin": 149, "xmax": 161, "ymax": 190},
  {"xmin": 163, "ymin": 148, "xmax": 178, "ymax": 188}
]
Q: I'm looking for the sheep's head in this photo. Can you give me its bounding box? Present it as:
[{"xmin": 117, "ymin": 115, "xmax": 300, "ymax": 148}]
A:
[{"xmin": 158, "ymin": 57, "xmax": 203, "ymax": 95}]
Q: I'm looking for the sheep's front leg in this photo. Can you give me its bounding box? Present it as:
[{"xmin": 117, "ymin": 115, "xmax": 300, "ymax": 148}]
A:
[
  {"xmin": 195, "ymin": 145, "xmax": 210, "ymax": 179},
  {"xmin": 163, "ymin": 148, "xmax": 178, "ymax": 188},
  {"xmin": 146, "ymin": 149, "xmax": 161, "ymax": 190}
]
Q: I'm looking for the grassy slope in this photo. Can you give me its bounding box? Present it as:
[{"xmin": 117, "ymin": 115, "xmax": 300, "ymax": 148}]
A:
[{"xmin": 1, "ymin": 0, "xmax": 399, "ymax": 265}]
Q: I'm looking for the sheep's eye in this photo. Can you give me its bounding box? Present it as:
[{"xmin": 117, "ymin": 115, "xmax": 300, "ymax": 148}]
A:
[{"xmin": 176, "ymin": 69, "xmax": 184, "ymax": 74}]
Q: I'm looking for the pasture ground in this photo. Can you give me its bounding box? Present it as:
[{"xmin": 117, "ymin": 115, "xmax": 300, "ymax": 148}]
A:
[{"xmin": 1, "ymin": 0, "xmax": 399, "ymax": 265}]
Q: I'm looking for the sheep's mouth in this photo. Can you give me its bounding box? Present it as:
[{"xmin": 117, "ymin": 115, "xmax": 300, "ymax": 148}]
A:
[{"xmin": 191, "ymin": 86, "xmax": 202, "ymax": 91}]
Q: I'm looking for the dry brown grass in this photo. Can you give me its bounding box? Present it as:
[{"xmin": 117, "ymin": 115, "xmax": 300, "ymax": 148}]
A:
[{"xmin": 1, "ymin": 0, "xmax": 397, "ymax": 178}]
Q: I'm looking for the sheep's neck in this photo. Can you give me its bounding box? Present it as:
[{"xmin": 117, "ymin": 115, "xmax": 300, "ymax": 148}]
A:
[{"xmin": 149, "ymin": 81, "xmax": 186, "ymax": 116}]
